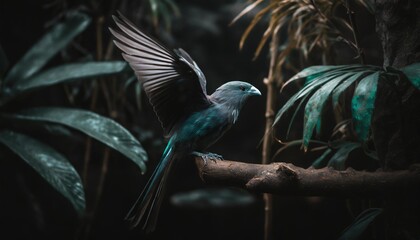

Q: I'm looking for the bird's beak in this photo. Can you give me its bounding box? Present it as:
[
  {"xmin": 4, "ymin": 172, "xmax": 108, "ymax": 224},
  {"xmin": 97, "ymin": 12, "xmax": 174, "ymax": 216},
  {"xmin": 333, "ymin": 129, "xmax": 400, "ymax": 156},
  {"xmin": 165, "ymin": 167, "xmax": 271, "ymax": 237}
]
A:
[{"xmin": 248, "ymin": 86, "xmax": 261, "ymax": 96}]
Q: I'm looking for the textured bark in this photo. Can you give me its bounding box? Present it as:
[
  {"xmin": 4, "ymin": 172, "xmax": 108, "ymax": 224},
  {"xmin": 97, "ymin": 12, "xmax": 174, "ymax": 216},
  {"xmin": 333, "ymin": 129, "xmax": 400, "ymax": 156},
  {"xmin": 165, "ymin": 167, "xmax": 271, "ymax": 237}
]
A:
[
  {"xmin": 375, "ymin": 1, "xmax": 420, "ymax": 68},
  {"xmin": 195, "ymin": 158, "xmax": 420, "ymax": 197},
  {"xmin": 373, "ymin": 0, "xmax": 420, "ymax": 169},
  {"xmin": 372, "ymin": 2, "xmax": 420, "ymax": 238}
]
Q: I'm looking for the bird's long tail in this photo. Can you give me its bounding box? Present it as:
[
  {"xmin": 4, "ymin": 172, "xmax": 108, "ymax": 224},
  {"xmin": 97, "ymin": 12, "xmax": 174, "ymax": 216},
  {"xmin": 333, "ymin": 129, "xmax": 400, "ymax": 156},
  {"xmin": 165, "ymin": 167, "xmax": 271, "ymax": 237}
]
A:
[{"xmin": 125, "ymin": 138, "xmax": 176, "ymax": 232}]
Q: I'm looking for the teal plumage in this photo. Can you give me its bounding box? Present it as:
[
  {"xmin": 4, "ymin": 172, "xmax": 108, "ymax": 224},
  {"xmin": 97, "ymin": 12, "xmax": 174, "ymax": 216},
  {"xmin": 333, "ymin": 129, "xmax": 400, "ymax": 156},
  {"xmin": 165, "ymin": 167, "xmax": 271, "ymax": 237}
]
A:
[{"xmin": 110, "ymin": 12, "xmax": 261, "ymax": 232}]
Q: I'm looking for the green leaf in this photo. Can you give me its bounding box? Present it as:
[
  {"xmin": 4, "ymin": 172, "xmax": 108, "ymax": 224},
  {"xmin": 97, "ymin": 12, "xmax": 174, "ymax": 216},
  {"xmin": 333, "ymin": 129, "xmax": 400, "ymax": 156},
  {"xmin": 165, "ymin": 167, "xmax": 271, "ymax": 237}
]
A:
[
  {"xmin": 4, "ymin": 11, "xmax": 91, "ymax": 84},
  {"xmin": 282, "ymin": 65, "xmax": 340, "ymax": 89},
  {"xmin": 338, "ymin": 208, "xmax": 383, "ymax": 240},
  {"xmin": 351, "ymin": 72, "xmax": 380, "ymax": 141},
  {"xmin": 296, "ymin": 65, "xmax": 375, "ymax": 88},
  {"xmin": 43, "ymin": 123, "xmax": 74, "ymax": 137},
  {"xmin": 0, "ymin": 130, "xmax": 85, "ymax": 214},
  {"xmin": 4, "ymin": 61, "xmax": 127, "ymax": 101},
  {"xmin": 312, "ymin": 148, "xmax": 332, "ymax": 169},
  {"xmin": 327, "ymin": 142, "xmax": 361, "ymax": 170},
  {"xmin": 303, "ymin": 73, "xmax": 352, "ymax": 148},
  {"xmin": 332, "ymin": 71, "xmax": 370, "ymax": 109},
  {"xmin": 274, "ymin": 65, "xmax": 381, "ymax": 144},
  {"xmin": 7, "ymin": 107, "xmax": 148, "ymax": 173},
  {"xmin": 274, "ymin": 71, "xmax": 341, "ymax": 127},
  {"xmin": 304, "ymin": 65, "xmax": 380, "ymax": 87},
  {"xmin": 285, "ymin": 93, "xmax": 311, "ymax": 139},
  {"xmin": 400, "ymin": 62, "xmax": 420, "ymax": 90},
  {"xmin": 315, "ymin": 116, "xmax": 322, "ymax": 138}
]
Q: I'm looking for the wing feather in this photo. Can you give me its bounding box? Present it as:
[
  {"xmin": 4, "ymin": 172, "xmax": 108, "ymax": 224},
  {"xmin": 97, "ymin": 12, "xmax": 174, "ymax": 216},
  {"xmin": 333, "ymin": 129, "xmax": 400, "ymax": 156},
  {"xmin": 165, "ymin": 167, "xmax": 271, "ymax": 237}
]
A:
[{"xmin": 110, "ymin": 13, "xmax": 211, "ymax": 136}]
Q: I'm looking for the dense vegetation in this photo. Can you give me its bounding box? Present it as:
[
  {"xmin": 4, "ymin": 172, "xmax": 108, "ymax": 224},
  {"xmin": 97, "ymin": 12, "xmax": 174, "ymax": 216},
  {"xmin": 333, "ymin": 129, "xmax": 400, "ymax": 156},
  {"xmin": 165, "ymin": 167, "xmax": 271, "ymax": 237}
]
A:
[{"xmin": 1, "ymin": 0, "xmax": 419, "ymax": 239}]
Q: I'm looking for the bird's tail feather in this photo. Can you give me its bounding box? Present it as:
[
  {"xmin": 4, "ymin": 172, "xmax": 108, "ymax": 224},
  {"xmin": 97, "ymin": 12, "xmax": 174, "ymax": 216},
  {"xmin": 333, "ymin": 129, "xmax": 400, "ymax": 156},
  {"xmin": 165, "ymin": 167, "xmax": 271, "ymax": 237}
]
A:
[{"xmin": 125, "ymin": 139, "xmax": 175, "ymax": 232}]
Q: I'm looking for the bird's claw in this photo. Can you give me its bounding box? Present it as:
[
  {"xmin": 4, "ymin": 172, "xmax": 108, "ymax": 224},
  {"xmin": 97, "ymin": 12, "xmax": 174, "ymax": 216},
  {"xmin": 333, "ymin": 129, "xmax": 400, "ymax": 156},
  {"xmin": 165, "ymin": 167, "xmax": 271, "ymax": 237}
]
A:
[{"xmin": 193, "ymin": 152, "xmax": 223, "ymax": 165}]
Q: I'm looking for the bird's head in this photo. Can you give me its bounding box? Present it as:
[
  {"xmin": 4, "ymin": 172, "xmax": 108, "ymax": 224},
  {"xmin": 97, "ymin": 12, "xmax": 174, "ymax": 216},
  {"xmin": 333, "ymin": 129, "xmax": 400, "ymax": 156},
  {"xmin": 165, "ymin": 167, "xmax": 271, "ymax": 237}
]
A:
[{"xmin": 210, "ymin": 81, "xmax": 261, "ymax": 108}]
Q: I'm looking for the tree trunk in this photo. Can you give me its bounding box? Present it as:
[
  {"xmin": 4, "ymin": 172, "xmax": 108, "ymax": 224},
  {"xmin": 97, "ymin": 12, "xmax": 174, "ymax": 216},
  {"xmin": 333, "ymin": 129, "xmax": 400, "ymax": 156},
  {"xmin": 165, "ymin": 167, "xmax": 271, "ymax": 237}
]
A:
[
  {"xmin": 373, "ymin": 1, "xmax": 420, "ymax": 238},
  {"xmin": 373, "ymin": 0, "xmax": 420, "ymax": 169}
]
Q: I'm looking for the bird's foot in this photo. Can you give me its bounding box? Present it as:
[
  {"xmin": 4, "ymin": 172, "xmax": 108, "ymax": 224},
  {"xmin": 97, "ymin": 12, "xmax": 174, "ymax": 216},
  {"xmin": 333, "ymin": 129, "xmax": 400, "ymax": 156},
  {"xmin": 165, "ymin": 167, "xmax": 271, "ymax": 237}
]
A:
[{"xmin": 192, "ymin": 152, "xmax": 223, "ymax": 165}]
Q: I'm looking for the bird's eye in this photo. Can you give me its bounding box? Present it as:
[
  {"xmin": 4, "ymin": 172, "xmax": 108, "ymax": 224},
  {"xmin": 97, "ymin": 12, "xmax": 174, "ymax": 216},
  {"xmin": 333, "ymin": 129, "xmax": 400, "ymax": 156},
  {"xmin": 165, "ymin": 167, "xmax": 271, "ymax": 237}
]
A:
[{"xmin": 239, "ymin": 86, "xmax": 246, "ymax": 91}]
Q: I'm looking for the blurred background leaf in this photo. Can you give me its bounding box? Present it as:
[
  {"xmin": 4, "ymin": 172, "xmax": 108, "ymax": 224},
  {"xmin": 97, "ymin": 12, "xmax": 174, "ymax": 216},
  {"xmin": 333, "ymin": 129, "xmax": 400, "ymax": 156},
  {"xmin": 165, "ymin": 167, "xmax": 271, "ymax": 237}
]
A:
[
  {"xmin": 171, "ymin": 187, "xmax": 255, "ymax": 209},
  {"xmin": 3, "ymin": 107, "xmax": 148, "ymax": 173},
  {"xmin": 0, "ymin": 130, "xmax": 85, "ymax": 214},
  {"xmin": 3, "ymin": 11, "xmax": 91, "ymax": 84},
  {"xmin": 1, "ymin": 61, "xmax": 128, "ymax": 105}
]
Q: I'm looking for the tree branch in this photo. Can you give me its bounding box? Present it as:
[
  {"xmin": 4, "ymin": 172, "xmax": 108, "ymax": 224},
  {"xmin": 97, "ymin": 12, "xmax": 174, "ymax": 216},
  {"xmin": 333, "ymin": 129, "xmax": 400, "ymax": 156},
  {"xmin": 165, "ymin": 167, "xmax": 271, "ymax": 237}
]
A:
[{"xmin": 195, "ymin": 158, "xmax": 420, "ymax": 197}]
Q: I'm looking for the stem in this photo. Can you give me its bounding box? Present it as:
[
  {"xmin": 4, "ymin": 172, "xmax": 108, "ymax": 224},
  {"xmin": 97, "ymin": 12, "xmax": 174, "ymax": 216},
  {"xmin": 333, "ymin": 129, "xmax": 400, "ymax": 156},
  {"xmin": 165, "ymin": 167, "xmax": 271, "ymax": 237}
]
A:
[
  {"xmin": 96, "ymin": 16, "xmax": 104, "ymax": 61},
  {"xmin": 345, "ymin": 0, "xmax": 365, "ymax": 64},
  {"xmin": 261, "ymin": 12, "xmax": 280, "ymax": 240},
  {"xmin": 80, "ymin": 15, "xmax": 110, "ymax": 240},
  {"xmin": 94, "ymin": 148, "xmax": 110, "ymax": 212},
  {"xmin": 82, "ymin": 148, "xmax": 110, "ymax": 239}
]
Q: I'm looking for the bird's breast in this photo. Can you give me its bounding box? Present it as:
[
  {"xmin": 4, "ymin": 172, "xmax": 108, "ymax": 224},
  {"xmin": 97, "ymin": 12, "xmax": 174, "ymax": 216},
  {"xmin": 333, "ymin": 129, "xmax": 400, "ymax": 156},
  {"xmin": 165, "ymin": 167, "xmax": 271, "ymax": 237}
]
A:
[{"xmin": 175, "ymin": 106, "xmax": 233, "ymax": 152}]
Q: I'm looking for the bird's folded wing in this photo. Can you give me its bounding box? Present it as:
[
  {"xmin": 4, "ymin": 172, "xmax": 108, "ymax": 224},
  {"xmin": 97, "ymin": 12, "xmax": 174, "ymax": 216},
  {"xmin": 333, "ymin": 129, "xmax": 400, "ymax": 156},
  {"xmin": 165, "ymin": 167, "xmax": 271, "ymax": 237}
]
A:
[{"xmin": 110, "ymin": 12, "xmax": 211, "ymax": 137}]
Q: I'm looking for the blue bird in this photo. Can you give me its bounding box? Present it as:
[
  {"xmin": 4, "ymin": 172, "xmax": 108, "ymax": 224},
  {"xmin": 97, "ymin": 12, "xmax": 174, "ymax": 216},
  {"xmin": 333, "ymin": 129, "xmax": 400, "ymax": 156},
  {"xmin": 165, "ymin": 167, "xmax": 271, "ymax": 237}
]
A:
[{"xmin": 110, "ymin": 12, "xmax": 261, "ymax": 232}]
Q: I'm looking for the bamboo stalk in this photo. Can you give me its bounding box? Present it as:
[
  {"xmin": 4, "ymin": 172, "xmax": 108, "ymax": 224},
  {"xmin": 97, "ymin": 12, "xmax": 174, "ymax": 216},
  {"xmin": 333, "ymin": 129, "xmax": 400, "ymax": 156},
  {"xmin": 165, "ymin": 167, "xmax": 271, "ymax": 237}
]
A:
[{"xmin": 261, "ymin": 13, "xmax": 280, "ymax": 240}]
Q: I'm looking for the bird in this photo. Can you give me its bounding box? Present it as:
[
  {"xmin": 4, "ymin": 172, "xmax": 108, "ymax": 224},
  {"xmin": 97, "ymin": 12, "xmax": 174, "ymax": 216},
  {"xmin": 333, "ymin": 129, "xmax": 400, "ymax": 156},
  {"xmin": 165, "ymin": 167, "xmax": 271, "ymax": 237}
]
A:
[{"xmin": 109, "ymin": 12, "xmax": 261, "ymax": 232}]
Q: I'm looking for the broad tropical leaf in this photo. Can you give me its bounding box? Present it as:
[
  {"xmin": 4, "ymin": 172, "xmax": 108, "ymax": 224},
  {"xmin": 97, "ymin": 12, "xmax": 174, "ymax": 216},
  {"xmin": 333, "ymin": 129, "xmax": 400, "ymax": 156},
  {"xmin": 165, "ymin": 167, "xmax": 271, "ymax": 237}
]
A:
[
  {"xmin": 3, "ymin": 107, "xmax": 148, "ymax": 173},
  {"xmin": 274, "ymin": 65, "xmax": 382, "ymax": 147},
  {"xmin": 3, "ymin": 61, "xmax": 127, "ymax": 102},
  {"xmin": 276, "ymin": 65, "xmax": 370, "ymax": 130},
  {"xmin": 3, "ymin": 11, "xmax": 91, "ymax": 84},
  {"xmin": 351, "ymin": 72, "xmax": 380, "ymax": 141},
  {"xmin": 338, "ymin": 208, "xmax": 383, "ymax": 240},
  {"xmin": 400, "ymin": 62, "xmax": 420, "ymax": 89},
  {"xmin": 0, "ymin": 130, "xmax": 85, "ymax": 214},
  {"xmin": 332, "ymin": 71, "xmax": 369, "ymax": 109},
  {"xmin": 303, "ymin": 73, "xmax": 353, "ymax": 148},
  {"xmin": 274, "ymin": 70, "xmax": 341, "ymax": 127},
  {"xmin": 282, "ymin": 65, "xmax": 341, "ymax": 89}
]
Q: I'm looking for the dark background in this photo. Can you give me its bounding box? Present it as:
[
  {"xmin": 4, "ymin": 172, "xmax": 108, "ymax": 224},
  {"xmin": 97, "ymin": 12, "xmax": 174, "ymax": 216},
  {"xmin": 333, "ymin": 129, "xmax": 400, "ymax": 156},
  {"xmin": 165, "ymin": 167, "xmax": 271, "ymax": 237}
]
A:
[{"xmin": 0, "ymin": 0, "xmax": 382, "ymax": 239}]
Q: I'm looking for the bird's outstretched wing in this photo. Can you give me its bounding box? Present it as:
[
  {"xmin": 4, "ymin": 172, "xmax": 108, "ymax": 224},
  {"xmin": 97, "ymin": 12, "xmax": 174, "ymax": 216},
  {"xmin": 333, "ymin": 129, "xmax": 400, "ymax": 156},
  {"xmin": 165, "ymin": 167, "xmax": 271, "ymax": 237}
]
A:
[{"xmin": 110, "ymin": 12, "xmax": 212, "ymax": 137}]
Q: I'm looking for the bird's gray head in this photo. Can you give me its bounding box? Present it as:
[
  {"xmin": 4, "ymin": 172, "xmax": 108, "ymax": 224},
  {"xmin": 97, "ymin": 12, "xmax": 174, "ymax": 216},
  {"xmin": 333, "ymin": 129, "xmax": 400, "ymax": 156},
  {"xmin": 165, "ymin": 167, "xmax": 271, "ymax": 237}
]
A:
[{"xmin": 210, "ymin": 81, "xmax": 261, "ymax": 108}]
